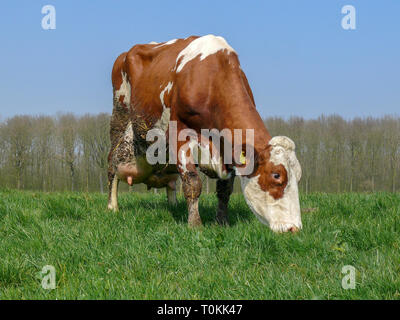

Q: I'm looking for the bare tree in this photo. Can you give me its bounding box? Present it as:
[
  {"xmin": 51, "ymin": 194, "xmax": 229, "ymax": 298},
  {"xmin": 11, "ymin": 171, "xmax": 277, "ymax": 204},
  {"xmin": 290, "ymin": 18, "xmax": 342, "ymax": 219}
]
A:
[
  {"xmin": 58, "ymin": 114, "xmax": 78, "ymax": 191},
  {"xmin": 0, "ymin": 113, "xmax": 398, "ymax": 193},
  {"xmin": 2, "ymin": 116, "xmax": 33, "ymax": 189}
]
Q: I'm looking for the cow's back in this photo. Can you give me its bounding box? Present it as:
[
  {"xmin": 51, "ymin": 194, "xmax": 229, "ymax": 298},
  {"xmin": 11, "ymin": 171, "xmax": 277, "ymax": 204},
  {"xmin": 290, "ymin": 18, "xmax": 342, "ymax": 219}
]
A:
[{"xmin": 111, "ymin": 35, "xmax": 250, "ymax": 136}]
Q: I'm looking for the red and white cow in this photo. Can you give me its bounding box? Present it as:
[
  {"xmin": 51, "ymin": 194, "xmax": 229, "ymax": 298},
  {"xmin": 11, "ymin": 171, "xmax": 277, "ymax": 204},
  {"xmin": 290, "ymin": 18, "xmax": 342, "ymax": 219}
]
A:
[{"xmin": 108, "ymin": 35, "xmax": 302, "ymax": 233}]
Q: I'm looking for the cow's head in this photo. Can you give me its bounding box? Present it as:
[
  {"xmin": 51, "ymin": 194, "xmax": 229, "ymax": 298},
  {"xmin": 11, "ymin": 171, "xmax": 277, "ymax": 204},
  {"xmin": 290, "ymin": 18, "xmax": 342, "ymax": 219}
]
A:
[{"xmin": 239, "ymin": 136, "xmax": 302, "ymax": 233}]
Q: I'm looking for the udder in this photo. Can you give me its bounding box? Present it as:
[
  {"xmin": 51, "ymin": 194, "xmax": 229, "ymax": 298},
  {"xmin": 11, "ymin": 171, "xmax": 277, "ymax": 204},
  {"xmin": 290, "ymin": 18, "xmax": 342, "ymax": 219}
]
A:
[
  {"xmin": 145, "ymin": 173, "xmax": 179, "ymax": 189},
  {"xmin": 116, "ymin": 156, "xmax": 153, "ymax": 185}
]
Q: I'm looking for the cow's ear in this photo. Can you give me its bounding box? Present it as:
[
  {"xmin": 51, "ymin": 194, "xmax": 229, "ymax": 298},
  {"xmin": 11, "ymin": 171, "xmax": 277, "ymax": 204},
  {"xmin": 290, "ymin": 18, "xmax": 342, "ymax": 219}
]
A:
[
  {"xmin": 269, "ymin": 136, "xmax": 302, "ymax": 182},
  {"xmin": 268, "ymin": 136, "xmax": 296, "ymax": 151},
  {"xmin": 233, "ymin": 144, "xmax": 258, "ymax": 176}
]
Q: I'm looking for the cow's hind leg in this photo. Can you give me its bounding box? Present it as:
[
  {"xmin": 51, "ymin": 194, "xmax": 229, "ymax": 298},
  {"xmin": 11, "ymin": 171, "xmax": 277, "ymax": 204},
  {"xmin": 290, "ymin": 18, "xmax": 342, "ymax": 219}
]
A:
[
  {"xmin": 107, "ymin": 168, "xmax": 119, "ymax": 211},
  {"xmin": 166, "ymin": 180, "xmax": 177, "ymax": 205},
  {"xmin": 216, "ymin": 174, "xmax": 235, "ymax": 225}
]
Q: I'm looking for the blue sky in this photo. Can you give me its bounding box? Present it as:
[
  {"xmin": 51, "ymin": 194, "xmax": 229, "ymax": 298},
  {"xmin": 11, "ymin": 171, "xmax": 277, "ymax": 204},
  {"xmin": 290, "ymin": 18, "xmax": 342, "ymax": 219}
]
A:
[{"xmin": 0, "ymin": 0, "xmax": 399, "ymax": 120}]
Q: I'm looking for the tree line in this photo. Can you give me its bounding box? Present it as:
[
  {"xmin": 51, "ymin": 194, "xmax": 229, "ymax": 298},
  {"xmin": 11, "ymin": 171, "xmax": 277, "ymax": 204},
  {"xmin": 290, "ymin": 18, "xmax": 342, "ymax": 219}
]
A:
[{"xmin": 0, "ymin": 113, "xmax": 399, "ymax": 193}]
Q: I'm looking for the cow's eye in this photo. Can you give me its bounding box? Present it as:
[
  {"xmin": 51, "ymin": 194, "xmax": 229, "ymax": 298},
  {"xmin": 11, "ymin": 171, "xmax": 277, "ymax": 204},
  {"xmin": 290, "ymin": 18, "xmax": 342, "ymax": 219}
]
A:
[{"xmin": 272, "ymin": 173, "xmax": 280, "ymax": 180}]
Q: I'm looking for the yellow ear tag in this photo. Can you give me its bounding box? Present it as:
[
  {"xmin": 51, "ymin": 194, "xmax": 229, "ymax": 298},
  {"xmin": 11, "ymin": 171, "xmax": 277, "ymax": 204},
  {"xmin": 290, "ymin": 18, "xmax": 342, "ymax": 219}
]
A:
[{"xmin": 240, "ymin": 151, "xmax": 246, "ymax": 165}]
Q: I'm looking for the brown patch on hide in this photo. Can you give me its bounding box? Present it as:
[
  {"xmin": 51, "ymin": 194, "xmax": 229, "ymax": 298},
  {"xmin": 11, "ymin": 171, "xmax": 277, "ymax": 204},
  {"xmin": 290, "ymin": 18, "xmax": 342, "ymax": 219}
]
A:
[
  {"xmin": 108, "ymin": 35, "xmax": 282, "ymax": 224},
  {"xmin": 253, "ymin": 148, "xmax": 288, "ymax": 200}
]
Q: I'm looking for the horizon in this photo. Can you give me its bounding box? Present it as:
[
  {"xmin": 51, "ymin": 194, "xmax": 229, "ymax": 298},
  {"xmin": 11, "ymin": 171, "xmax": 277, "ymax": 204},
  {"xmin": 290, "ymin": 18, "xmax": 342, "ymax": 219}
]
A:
[
  {"xmin": 0, "ymin": 1, "xmax": 399, "ymax": 120},
  {"xmin": 1, "ymin": 111, "xmax": 400, "ymax": 123}
]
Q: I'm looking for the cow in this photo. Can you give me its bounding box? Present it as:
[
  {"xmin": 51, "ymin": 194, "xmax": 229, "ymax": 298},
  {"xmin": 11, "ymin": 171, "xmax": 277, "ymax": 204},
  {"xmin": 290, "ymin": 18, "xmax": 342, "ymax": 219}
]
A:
[{"xmin": 108, "ymin": 34, "xmax": 302, "ymax": 233}]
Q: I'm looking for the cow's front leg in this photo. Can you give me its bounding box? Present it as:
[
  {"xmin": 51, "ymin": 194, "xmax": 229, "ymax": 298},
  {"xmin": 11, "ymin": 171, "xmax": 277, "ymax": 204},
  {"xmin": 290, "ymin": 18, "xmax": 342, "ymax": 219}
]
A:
[
  {"xmin": 176, "ymin": 131, "xmax": 202, "ymax": 226},
  {"xmin": 177, "ymin": 151, "xmax": 202, "ymax": 226},
  {"xmin": 107, "ymin": 168, "xmax": 119, "ymax": 211},
  {"xmin": 216, "ymin": 174, "xmax": 235, "ymax": 225},
  {"xmin": 180, "ymin": 170, "xmax": 202, "ymax": 226}
]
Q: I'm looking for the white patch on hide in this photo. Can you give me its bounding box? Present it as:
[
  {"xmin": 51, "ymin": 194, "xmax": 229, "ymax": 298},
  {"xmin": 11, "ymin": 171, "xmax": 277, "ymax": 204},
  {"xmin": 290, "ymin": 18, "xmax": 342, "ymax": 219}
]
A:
[
  {"xmin": 159, "ymin": 82, "xmax": 173, "ymax": 109},
  {"xmin": 196, "ymin": 143, "xmax": 230, "ymax": 179},
  {"xmin": 115, "ymin": 71, "xmax": 131, "ymax": 106},
  {"xmin": 154, "ymin": 82, "xmax": 173, "ymax": 132},
  {"xmin": 239, "ymin": 137, "xmax": 302, "ymax": 233},
  {"xmin": 179, "ymin": 149, "xmax": 188, "ymax": 173},
  {"xmin": 149, "ymin": 41, "xmax": 159, "ymax": 44},
  {"xmin": 178, "ymin": 139, "xmax": 198, "ymax": 174},
  {"xmin": 239, "ymin": 174, "xmax": 302, "ymax": 233},
  {"xmin": 124, "ymin": 121, "xmax": 134, "ymax": 141},
  {"xmin": 154, "ymin": 39, "xmax": 177, "ymax": 49},
  {"xmin": 269, "ymin": 136, "xmax": 302, "ymax": 182},
  {"xmin": 174, "ymin": 34, "xmax": 235, "ymax": 73}
]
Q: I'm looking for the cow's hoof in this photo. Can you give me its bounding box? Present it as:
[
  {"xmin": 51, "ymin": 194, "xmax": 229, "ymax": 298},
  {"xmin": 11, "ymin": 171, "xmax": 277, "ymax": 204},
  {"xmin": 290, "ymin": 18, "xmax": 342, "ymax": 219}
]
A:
[
  {"xmin": 168, "ymin": 200, "xmax": 177, "ymax": 206},
  {"xmin": 107, "ymin": 204, "xmax": 118, "ymax": 212},
  {"xmin": 188, "ymin": 217, "xmax": 203, "ymax": 228},
  {"xmin": 289, "ymin": 226, "xmax": 299, "ymax": 233},
  {"xmin": 216, "ymin": 214, "xmax": 229, "ymax": 226}
]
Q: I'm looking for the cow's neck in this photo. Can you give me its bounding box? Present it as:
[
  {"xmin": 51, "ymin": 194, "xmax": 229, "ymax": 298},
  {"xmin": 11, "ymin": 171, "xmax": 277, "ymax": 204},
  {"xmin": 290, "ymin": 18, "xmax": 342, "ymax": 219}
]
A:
[
  {"xmin": 219, "ymin": 105, "xmax": 271, "ymax": 155},
  {"xmin": 218, "ymin": 74, "xmax": 271, "ymax": 155},
  {"xmin": 235, "ymin": 115, "xmax": 270, "ymax": 153}
]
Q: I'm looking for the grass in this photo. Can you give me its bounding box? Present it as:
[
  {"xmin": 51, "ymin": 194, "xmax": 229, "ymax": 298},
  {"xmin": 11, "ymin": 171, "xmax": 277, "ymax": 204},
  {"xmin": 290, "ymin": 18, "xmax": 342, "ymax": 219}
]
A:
[{"xmin": 0, "ymin": 189, "xmax": 399, "ymax": 299}]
